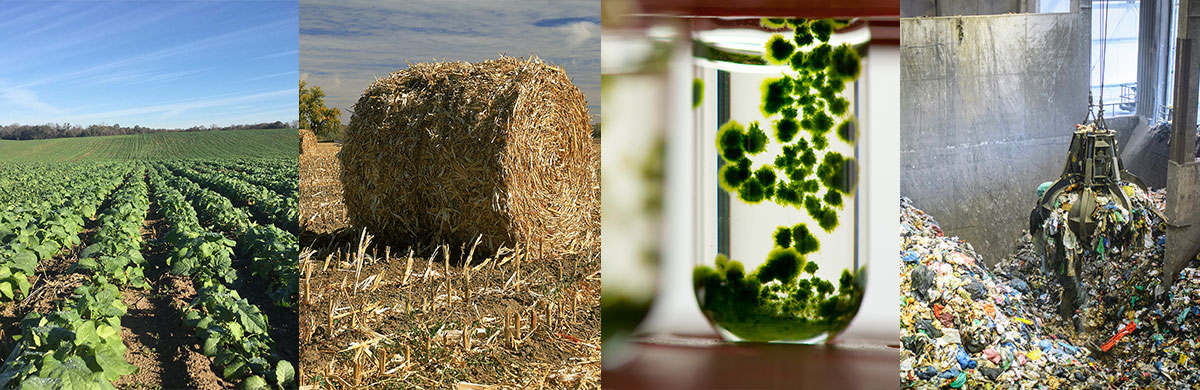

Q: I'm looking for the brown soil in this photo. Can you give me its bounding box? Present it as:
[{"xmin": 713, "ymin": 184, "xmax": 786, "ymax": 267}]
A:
[{"xmin": 112, "ymin": 207, "xmax": 230, "ymax": 390}]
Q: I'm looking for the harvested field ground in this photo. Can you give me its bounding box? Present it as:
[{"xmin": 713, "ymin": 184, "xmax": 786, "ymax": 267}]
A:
[
  {"xmin": 299, "ymin": 140, "xmax": 602, "ymax": 389},
  {"xmin": 300, "ymin": 143, "xmax": 348, "ymax": 234}
]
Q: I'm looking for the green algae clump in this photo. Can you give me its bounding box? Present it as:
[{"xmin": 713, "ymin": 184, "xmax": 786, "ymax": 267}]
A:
[{"xmin": 693, "ymin": 252, "xmax": 865, "ymax": 342}]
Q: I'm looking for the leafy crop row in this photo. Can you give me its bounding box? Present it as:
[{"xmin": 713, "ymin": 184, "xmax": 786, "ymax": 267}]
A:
[
  {"xmin": 148, "ymin": 167, "xmax": 295, "ymax": 389},
  {"xmin": 166, "ymin": 163, "xmax": 298, "ymax": 234},
  {"xmin": 77, "ymin": 169, "xmax": 150, "ymax": 289},
  {"xmin": 200, "ymin": 160, "xmax": 298, "ymax": 199},
  {"xmin": 0, "ymin": 169, "xmax": 146, "ymax": 389},
  {"xmin": 183, "ymin": 284, "xmax": 294, "ymax": 389},
  {"xmin": 150, "ymin": 169, "xmax": 239, "ymax": 288},
  {"xmin": 0, "ymin": 278, "xmax": 138, "ymax": 389},
  {"xmin": 0, "ymin": 166, "xmax": 124, "ymax": 301},
  {"xmin": 157, "ymin": 166, "xmax": 298, "ymax": 307}
]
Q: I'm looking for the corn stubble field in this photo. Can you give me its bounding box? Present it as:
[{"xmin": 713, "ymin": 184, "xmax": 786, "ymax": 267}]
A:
[
  {"xmin": 299, "ymin": 142, "xmax": 601, "ymax": 389},
  {"xmin": 0, "ymin": 129, "xmax": 299, "ymax": 389}
]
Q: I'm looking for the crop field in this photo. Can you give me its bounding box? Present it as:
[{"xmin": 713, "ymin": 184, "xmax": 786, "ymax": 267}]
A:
[
  {"xmin": 298, "ymin": 142, "xmax": 601, "ymax": 389},
  {"xmin": 0, "ymin": 129, "xmax": 298, "ymax": 162},
  {"xmin": 0, "ymin": 157, "xmax": 299, "ymax": 389}
]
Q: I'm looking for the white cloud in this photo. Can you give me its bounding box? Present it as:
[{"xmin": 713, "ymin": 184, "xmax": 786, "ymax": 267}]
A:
[
  {"xmin": 1, "ymin": 87, "xmax": 66, "ymax": 116},
  {"xmin": 562, "ymin": 21, "xmax": 597, "ymax": 49}
]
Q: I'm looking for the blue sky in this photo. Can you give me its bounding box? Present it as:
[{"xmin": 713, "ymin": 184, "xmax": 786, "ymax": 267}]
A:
[
  {"xmin": 0, "ymin": 1, "xmax": 299, "ymax": 129},
  {"xmin": 300, "ymin": 0, "xmax": 599, "ymax": 123}
]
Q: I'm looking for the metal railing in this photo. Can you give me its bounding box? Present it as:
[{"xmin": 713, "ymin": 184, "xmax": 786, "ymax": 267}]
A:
[{"xmin": 1090, "ymin": 82, "xmax": 1138, "ymax": 117}]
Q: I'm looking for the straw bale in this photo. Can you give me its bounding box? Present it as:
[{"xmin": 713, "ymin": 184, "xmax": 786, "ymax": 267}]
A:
[
  {"xmin": 339, "ymin": 56, "xmax": 598, "ymax": 260},
  {"xmin": 300, "ymin": 129, "xmax": 318, "ymax": 154}
]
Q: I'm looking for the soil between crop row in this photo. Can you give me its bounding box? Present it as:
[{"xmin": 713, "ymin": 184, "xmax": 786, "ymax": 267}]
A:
[{"xmin": 111, "ymin": 197, "xmax": 231, "ymax": 390}]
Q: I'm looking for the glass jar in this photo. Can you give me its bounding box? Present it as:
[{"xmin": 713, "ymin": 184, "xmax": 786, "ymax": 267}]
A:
[
  {"xmin": 690, "ymin": 18, "xmax": 870, "ymax": 343},
  {"xmin": 600, "ymin": 16, "xmax": 676, "ymax": 364}
]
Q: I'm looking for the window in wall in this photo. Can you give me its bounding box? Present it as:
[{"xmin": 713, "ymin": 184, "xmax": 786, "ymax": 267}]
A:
[
  {"xmin": 1162, "ymin": 0, "xmax": 1181, "ymax": 123},
  {"xmin": 1091, "ymin": 0, "xmax": 1140, "ymax": 117},
  {"xmin": 1038, "ymin": 0, "xmax": 1071, "ymax": 13}
]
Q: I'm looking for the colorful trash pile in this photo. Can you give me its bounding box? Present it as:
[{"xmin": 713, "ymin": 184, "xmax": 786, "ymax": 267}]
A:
[
  {"xmin": 998, "ymin": 185, "xmax": 1200, "ymax": 389},
  {"xmin": 901, "ymin": 197, "xmax": 1104, "ymax": 389},
  {"xmin": 901, "ymin": 190, "xmax": 1200, "ymax": 389}
]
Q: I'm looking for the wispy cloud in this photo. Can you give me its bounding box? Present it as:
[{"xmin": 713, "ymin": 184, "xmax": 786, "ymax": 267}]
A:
[
  {"xmin": 73, "ymin": 88, "xmax": 297, "ymax": 121},
  {"xmin": 0, "ymin": 86, "xmax": 66, "ymax": 117},
  {"xmin": 5, "ymin": 17, "xmax": 294, "ymax": 92},
  {"xmin": 561, "ymin": 21, "xmax": 597, "ymax": 49},
  {"xmin": 257, "ymin": 49, "xmax": 300, "ymax": 59},
  {"xmin": 246, "ymin": 70, "xmax": 299, "ymax": 82},
  {"xmin": 79, "ymin": 67, "xmax": 215, "ymax": 87}
]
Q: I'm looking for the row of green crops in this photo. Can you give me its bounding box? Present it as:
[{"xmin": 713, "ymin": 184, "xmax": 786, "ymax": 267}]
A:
[
  {"xmin": 151, "ymin": 168, "xmax": 240, "ymax": 288},
  {"xmin": 200, "ymin": 160, "xmax": 298, "ymax": 199},
  {"xmin": 156, "ymin": 166, "xmax": 298, "ymax": 307},
  {"xmin": 0, "ymin": 165, "xmax": 125, "ymax": 302},
  {"xmin": 149, "ymin": 166, "xmax": 295, "ymax": 389},
  {"xmin": 78, "ymin": 169, "xmax": 150, "ymax": 289},
  {"xmin": 167, "ymin": 163, "xmax": 298, "ymax": 234},
  {"xmin": 0, "ymin": 158, "xmax": 297, "ymax": 389},
  {"xmin": 0, "ymin": 169, "xmax": 145, "ymax": 389}
]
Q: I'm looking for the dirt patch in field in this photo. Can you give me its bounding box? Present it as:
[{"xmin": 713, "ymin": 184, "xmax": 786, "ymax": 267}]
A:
[{"xmin": 112, "ymin": 201, "xmax": 230, "ymax": 390}]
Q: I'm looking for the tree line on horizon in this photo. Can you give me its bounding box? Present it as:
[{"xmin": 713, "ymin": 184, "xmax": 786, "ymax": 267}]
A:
[{"xmin": 0, "ymin": 121, "xmax": 300, "ymax": 141}]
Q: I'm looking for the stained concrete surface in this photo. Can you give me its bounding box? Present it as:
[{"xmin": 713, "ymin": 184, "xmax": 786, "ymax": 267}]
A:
[
  {"xmin": 1121, "ymin": 118, "xmax": 1172, "ymax": 189},
  {"xmin": 902, "ymin": 0, "xmax": 1022, "ymax": 18},
  {"xmin": 901, "ymin": 13, "xmax": 1090, "ymax": 265}
]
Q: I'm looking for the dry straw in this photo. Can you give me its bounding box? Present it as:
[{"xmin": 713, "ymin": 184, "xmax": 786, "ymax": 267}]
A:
[
  {"xmin": 300, "ymin": 128, "xmax": 318, "ymax": 154},
  {"xmin": 339, "ymin": 55, "xmax": 598, "ymax": 260}
]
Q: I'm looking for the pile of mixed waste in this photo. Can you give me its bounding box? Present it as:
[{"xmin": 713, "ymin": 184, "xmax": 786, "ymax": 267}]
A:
[{"xmin": 900, "ymin": 190, "xmax": 1200, "ymax": 389}]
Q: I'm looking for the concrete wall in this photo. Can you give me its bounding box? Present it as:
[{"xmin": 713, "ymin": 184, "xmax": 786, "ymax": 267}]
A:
[
  {"xmin": 902, "ymin": 0, "xmax": 1023, "ymax": 17},
  {"xmin": 901, "ymin": 13, "xmax": 1090, "ymax": 265}
]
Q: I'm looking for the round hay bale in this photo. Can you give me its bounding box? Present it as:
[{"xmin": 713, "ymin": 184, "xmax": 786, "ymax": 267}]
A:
[
  {"xmin": 339, "ymin": 56, "xmax": 598, "ymax": 259},
  {"xmin": 299, "ymin": 129, "xmax": 318, "ymax": 154}
]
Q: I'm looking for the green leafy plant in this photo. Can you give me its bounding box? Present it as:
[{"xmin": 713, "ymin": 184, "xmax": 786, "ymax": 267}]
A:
[
  {"xmin": 0, "ymin": 278, "xmax": 138, "ymax": 389},
  {"xmin": 240, "ymin": 225, "xmax": 299, "ymax": 308},
  {"xmin": 148, "ymin": 166, "xmax": 295, "ymax": 389},
  {"xmin": 184, "ymin": 284, "xmax": 294, "ymax": 388}
]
